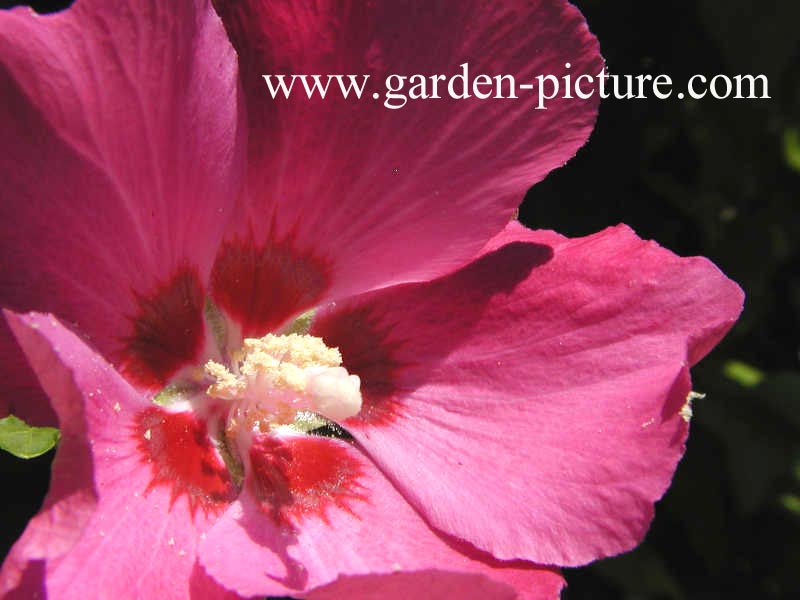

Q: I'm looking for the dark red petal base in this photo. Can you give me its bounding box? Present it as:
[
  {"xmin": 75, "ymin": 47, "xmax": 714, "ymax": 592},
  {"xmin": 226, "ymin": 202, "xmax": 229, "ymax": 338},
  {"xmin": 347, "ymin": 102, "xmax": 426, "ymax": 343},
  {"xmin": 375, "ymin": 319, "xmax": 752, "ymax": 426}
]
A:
[
  {"xmin": 120, "ymin": 266, "xmax": 206, "ymax": 388},
  {"xmin": 311, "ymin": 241, "xmax": 554, "ymax": 427},
  {"xmin": 135, "ymin": 406, "xmax": 237, "ymax": 515},
  {"xmin": 248, "ymin": 435, "xmax": 364, "ymax": 527},
  {"xmin": 312, "ymin": 305, "xmax": 407, "ymax": 426},
  {"xmin": 210, "ymin": 234, "xmax": 330, "ymax": 336}
]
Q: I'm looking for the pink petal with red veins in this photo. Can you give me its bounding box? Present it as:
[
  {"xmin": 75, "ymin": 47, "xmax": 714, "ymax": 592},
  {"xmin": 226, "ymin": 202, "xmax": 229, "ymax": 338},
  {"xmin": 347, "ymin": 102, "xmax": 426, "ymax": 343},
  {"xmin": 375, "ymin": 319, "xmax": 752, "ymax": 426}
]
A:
[
  {"xmin": 1, "ymin": 312, "xmax": 240, "ymax": 600},
  {"xmin": 312, "ymin": 222, "xmax": 744, "ymax": 566},
  {"xmin": 212, "ymin": 0, "xmax": 603, "ymax": 300},
  {"xmin": 0, "ymin": 0, "xmax": 244, "ymax": 416},
  {"xmin": 199, "ymin": 434, "xmax": 561, "ymax": 599}
]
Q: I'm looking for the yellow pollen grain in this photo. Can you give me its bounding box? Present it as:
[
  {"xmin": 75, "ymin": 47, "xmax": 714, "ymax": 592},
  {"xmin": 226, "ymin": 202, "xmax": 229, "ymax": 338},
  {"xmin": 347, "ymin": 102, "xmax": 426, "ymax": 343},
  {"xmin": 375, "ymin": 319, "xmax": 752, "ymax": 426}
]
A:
[
  {"xmin": 680, "ymin": 391, "xmax": 705, "ymax": 423},
  {"xmin": 205, "ymin": 333, "xmax": 342, "ymax": 400},
  {"xmin": 205, "ymin": 360, "xmax": 246, "ymax": 399},
  {"xmin": 242, "ymin": 333, "xmax": 341, "ymax": 368},
  {"xmin": 273, "ymin": 362, "xmax": 308, "ymax": 393}
]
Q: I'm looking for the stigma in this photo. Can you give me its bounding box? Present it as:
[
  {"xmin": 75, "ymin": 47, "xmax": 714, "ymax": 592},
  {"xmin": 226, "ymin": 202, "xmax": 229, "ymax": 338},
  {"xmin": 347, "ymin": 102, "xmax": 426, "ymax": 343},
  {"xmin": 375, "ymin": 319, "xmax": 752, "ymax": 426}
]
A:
[{"xmin": 204, "ymin": 333, "xmax": 362, "ymax": 427}]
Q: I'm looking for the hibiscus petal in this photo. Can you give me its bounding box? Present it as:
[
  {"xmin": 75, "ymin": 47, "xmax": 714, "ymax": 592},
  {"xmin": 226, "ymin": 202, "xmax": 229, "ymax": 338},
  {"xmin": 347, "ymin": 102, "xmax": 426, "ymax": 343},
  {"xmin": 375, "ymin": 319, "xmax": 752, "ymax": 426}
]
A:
[
  {"xmin": 311, "ymin": 222, "xmax": 744, "ymax": 566},
  {"xmin": 0, "ymin": 317, "xmax": 57, "ymax": 425},
  {"xmin": 212, "ymin": 0, "xmax": 603, "ymax": 301},
  {"xmin": 302, "ymin": 568, "xmax": 564, "ymax": 600},
  {"xmin": 0, "ymin": 0, "xmax": 244, "ymax": 416},
  {"xmin": 1, "ymin": 311, "xmax": 239, "ymax": 599},
  {"xmin": 199, "ymin": 433, "xmax": 562, "ymax": 599},
  {"xmin": 1, "ymin": 311, "xmax": 96, "ymax": 595}
]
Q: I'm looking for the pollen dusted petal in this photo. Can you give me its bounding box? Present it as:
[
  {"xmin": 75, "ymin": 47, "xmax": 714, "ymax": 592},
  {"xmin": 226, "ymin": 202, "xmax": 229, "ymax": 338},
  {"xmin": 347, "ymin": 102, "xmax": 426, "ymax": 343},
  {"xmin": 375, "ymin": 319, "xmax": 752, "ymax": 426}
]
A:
[
  {"xmin": 1, "ymin": 312, "xmax": 237, "ymax": 600},
  {"xmin": 248, "ymin": 434, "xmax": 365, "ymax": 525},
  {"xmin": 210, "ymin": 235, "xmax": 330, "ymax": 336},
  {"xmin": 120, "ymin": 267, "xmax": 207, "ymax": 389},
  {"xmin": 200, "ymin": 436, "xmax": 563, "ymax": 599},
  {"xmin": 135, "ymin": 406, "xmax": 237, "ymax": 514},
  {"xmin": 1, "ymin": 311, "xmax": 97, "ymax": 596}
]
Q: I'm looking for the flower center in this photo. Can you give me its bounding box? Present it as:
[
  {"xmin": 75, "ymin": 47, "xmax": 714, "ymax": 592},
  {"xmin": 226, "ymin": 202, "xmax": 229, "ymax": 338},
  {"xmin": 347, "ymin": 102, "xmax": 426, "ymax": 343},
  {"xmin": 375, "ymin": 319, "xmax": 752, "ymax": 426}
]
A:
[{"xmin": 204, "ymin": 333, "xmax": 362, "ymax": 436}]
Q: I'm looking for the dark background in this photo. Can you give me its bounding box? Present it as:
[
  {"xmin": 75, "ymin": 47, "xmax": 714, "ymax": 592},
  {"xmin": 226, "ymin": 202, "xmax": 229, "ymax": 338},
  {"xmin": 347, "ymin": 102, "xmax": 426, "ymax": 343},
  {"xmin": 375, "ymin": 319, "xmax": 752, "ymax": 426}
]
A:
[
  {"xmin": 2, "ymin": 1, "xmax": 799, "ymax": 599},
  {"xmin": 525, "ymin": 2, "xmax": 800, "ymax": 598}
]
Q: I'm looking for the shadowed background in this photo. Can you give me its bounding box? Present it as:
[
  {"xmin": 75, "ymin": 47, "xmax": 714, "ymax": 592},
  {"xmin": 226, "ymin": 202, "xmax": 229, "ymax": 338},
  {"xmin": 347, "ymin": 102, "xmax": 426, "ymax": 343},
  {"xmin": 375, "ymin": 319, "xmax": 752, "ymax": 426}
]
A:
[
  {"xmin": 1, "ymin": 1, "xmax": 798, "ymax": 598},
  {"xmin": 524, "ymin": 2, "xmax": 800, "ymax": 598}
]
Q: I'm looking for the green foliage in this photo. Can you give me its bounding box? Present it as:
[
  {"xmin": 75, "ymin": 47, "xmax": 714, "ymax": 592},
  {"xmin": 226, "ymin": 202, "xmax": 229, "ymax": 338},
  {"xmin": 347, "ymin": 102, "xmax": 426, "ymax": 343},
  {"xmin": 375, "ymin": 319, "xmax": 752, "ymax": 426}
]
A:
[
  {"xmin": 281, "ymin": 309, "xmax": 317, "ymax": 336},
  {"xmin": 0, "ymin": 415, "xmax": 60, "ymax": 459},
  {"xmin": 780, "ymin": 494, "xmax": 800, "ymax": 515},
  {"xmin": 724, "ymin": 360, "xmax": 765, "ymax": 387},
  {"xmin": 783, "ymin": 128, "xmax": 800, "ymax": 173}
]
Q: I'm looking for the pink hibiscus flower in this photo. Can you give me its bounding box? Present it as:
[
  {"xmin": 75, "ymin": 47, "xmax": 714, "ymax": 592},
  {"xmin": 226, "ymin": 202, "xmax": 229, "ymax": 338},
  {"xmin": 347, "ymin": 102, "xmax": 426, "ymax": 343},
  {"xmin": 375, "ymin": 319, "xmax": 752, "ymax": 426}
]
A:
[{"xmin": 0, "ymin": 0, "xmax": 743, "ymax": 599}]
